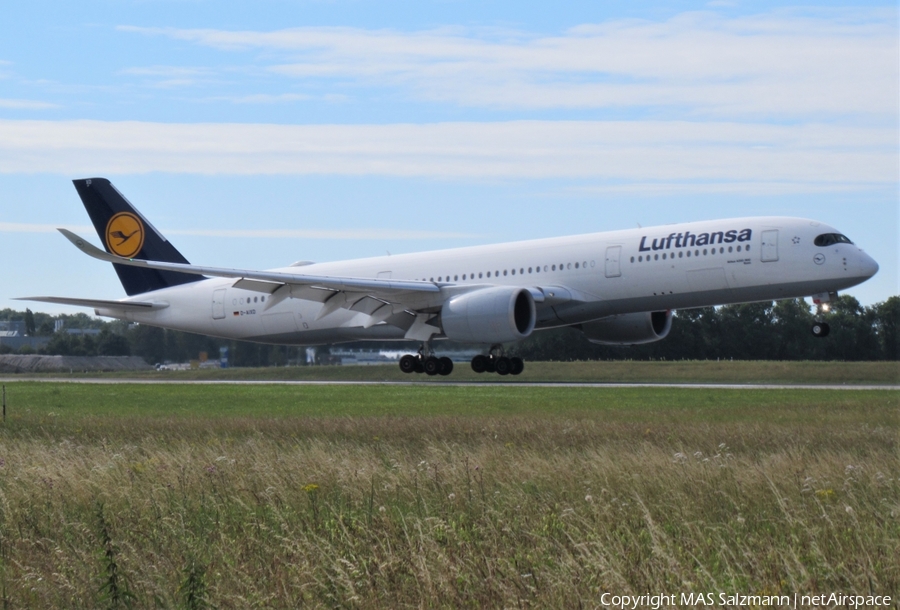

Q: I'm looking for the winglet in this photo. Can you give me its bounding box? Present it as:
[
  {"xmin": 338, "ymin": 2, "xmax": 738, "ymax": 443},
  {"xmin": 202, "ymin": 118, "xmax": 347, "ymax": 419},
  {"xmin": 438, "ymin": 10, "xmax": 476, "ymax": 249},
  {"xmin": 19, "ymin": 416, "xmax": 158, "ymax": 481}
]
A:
[{"xmin": 58, "ymin": 228, "xmax": 122, "ymax": 263}]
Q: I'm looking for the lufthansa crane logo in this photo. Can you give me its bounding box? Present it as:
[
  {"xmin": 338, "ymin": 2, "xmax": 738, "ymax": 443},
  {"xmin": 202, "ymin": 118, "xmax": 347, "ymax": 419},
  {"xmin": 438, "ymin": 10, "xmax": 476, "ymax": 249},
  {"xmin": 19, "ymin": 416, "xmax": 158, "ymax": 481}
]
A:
[{"xmin": 105, "ymin": 212, "xmax": 145, "ymax": 257}]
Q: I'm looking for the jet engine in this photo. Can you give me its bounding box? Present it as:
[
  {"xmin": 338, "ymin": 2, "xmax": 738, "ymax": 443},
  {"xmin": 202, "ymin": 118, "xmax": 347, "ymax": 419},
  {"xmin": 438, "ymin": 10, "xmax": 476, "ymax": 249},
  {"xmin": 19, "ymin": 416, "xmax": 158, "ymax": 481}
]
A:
[
  {"xmin": 441, "ymin": 286, "xmax": 536, "ymax": 344},
  {"xmin": 577, "ymin": 310, "xmax": 672, "ymax": 345}
]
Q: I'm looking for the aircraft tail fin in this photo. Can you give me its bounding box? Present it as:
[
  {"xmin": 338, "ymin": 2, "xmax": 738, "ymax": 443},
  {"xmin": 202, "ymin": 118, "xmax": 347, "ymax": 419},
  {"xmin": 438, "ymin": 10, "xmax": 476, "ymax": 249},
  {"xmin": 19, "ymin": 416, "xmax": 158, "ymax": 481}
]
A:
[{"xmin": 73, "ymin": 178, "xmax": 204, "ymax": 296}]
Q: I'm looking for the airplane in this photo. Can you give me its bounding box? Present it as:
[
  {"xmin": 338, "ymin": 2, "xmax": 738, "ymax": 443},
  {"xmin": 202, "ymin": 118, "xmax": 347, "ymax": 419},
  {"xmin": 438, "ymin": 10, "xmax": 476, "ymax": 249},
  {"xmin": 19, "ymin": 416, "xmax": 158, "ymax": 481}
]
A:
[{"xmin": 20, "ymin": 178, "xmax": 879, "ymax": 376}]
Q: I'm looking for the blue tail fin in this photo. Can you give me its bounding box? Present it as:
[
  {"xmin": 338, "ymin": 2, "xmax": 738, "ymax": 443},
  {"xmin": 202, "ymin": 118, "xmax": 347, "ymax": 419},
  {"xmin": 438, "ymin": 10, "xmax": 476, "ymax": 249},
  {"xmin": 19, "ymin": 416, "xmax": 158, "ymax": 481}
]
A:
[{"xmin": 73, "ymin": 178, "xmax": 204, "ymax": 296}]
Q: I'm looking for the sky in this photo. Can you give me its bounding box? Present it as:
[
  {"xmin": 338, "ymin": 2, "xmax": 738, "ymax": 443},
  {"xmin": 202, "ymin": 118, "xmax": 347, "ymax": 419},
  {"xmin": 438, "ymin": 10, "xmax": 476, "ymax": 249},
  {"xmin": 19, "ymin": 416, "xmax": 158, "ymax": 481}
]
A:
[{"xmin": 0, "ymin": 0, "xmax": 897, "ymax": 314}]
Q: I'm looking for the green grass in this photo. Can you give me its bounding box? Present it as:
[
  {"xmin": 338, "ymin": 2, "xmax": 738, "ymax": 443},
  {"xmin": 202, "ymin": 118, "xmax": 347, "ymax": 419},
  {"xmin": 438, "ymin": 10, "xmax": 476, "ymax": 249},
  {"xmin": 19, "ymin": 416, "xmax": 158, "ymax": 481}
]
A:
[
  {"xmin": 0, "ymin": 383, "xmax": 896, "ymax": 608},
  {"xmin": 16, "ymin": 359, "xmax": 898, "ymax": 384}
]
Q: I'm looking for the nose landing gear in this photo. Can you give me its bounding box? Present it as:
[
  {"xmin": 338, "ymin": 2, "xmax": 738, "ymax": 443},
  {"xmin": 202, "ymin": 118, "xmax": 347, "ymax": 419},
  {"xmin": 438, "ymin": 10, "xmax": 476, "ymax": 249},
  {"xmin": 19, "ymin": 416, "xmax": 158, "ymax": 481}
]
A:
[
  {"xmin": 471, "ymin": 345, "xmax": 524, "ymax": 376},
  {"xmin": 811, "ymin": 321, "xmax": 830, "ymax": 337},
  {"xmin": 810, "ymin": 293, "xmax": 834, "ymax": 338}
]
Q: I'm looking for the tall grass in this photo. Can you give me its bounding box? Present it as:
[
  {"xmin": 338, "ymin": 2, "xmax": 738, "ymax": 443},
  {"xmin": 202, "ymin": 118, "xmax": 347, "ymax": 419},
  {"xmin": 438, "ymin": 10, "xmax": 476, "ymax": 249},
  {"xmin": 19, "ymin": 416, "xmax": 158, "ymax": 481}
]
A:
[{"xmin": 0, "ymin": 387, "xmax": 896, "ymax": 607}]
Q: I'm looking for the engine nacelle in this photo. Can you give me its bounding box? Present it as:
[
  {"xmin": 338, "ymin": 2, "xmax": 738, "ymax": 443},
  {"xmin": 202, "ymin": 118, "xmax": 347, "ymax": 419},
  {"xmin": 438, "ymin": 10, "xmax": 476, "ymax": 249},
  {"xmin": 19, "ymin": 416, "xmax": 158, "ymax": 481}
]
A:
[
  {"xmin": 441, "ymin": 287, "xmax": 536, "ymax": 344},
  {"xmin": 578, "ymin": 310, "xmax": 672, "ymax": 345}
]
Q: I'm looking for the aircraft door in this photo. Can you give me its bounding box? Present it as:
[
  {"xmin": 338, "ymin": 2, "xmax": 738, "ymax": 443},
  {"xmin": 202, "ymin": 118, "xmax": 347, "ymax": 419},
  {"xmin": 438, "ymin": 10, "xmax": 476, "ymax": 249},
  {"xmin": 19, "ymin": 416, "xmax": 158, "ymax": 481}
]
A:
[
  {"xmin": 212, "ymin": 288, "xmax": 226, "ymax": 320},
  {"xmin": 605, "ymin": 246, "xmax": 622, "ymax": 278},
  {"xmin": 761, "ymin": 230, "xmax": 779, "ymax": 262}
]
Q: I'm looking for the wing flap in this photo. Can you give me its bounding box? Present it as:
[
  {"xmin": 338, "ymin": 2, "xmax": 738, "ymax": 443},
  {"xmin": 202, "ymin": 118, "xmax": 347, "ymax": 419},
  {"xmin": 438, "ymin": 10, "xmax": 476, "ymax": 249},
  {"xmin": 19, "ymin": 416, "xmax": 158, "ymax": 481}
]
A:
[{"xmin": 16, "ymin": 296, "xmax": 168, "ymax": 311}]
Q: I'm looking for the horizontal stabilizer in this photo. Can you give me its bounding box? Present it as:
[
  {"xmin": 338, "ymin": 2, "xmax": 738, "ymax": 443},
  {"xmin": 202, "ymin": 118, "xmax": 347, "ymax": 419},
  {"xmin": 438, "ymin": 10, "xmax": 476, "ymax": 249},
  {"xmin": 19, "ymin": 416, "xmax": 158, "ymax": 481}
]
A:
[{"xmin": 15, "ymin": 296, "xmax": 168, "ymax": 311}]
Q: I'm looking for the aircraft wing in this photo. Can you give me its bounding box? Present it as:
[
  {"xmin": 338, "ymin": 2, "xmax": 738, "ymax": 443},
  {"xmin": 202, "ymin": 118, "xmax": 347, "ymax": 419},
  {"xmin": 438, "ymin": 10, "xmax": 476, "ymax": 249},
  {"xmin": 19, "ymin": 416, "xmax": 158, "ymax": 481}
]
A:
[
  {"xmin": 54, "ymin": 229, "xmax": 581, "ymax": 340},
  {"xmin": 58, "ymin": 229, "xmax": 440, "ymax": 297}
]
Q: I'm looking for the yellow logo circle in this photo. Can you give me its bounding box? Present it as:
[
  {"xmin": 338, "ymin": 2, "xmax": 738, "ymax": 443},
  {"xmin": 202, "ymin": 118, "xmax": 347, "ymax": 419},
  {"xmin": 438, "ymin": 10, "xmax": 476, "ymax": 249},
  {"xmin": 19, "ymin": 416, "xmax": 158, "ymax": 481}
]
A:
[{"xmin": 105, "ymin": 212, "xmax": 145, "ymax": 258}]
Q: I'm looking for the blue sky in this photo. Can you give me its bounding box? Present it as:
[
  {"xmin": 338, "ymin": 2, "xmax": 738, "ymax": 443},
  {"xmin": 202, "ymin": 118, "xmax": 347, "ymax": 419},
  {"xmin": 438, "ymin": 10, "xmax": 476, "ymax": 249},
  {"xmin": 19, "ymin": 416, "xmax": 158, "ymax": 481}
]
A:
[{"xmin": 1, "ymin": 1, "xmax": 897, "ymax": 313}]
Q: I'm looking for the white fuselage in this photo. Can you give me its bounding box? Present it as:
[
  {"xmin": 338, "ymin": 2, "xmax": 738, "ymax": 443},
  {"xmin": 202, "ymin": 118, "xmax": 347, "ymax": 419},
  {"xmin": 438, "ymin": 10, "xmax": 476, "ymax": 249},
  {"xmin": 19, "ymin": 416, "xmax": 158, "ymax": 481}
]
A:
[{"xmin": 100, "ymin": 216, "xmax": 879, "ymax": 346}]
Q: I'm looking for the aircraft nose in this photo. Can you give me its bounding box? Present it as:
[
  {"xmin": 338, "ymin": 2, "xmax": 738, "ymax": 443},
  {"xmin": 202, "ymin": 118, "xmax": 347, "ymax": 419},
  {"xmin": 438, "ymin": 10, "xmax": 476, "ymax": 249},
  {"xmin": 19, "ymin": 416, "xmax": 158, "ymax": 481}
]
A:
[{"xmin": 859, "ymin": 251, "xmax": 879, "ymax": 278}]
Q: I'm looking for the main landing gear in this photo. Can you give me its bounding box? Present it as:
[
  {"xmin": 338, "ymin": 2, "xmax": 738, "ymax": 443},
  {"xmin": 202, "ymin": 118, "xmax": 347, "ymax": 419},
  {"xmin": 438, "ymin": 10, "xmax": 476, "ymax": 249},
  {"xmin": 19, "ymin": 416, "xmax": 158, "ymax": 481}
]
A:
[
  {"xmin": 399, "ymin": 343, "xmax": 454, "ymax": 376},
  {"xmin": 470, "ymin": 345, "xmax": 524, "ymax": 376}
]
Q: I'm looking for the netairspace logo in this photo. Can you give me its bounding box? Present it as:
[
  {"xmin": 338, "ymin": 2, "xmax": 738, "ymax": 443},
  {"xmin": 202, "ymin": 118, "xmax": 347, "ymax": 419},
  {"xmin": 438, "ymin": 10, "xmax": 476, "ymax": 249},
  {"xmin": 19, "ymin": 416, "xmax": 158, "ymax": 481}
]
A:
[{"xmin": 599, "ymin": 592, "xmax": 893, "ymax": 608}]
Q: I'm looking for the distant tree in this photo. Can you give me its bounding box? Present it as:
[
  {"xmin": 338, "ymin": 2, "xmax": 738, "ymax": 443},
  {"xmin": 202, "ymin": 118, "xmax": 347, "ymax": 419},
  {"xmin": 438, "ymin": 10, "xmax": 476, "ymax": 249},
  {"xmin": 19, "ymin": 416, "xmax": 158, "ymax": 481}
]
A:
[
  {"xmin": 871, "ymin": 296, "xmax": 900, "ymax": 360},
  {"xmin": 24, "ymin": 309, "xmax": 36, "ymax": 336},
  {"xmin": 97, "ymin": 328, "xmax": 131, "ymax": 356}
]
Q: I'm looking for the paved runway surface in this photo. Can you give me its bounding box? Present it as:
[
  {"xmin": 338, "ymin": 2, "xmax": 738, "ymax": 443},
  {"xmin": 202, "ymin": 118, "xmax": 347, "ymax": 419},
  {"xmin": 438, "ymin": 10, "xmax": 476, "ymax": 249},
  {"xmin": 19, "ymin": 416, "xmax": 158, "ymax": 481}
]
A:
[{"xmin": 1, "ymin": 378, "xmax": 896, "ymax": 390}]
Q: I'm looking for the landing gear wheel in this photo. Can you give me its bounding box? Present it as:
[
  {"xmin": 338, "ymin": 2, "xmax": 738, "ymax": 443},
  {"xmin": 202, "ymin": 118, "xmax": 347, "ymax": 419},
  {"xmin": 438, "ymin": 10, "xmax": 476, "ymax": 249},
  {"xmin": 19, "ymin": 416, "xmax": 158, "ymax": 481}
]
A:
[
  {"xmin": 471, "ymin": 355, "xmax": 488, "ymax": 373},
  {"xmin": 495, "ymin": 356, "xmax": 512, "ymax": 376},
  {"xmin": 399, "ymin": 354, "xmax": 418, "ymax": 374},
  {"xmin": 811, "ymin": 322, "xmax": 830, "ymax": 338},
  {"xmin": 438, "ymin": 357, "xmax": 454, "ymax": 376},
  {"xmin": 510, "ymin": 357, "xmax": 524, "ymax": 376},
  {"xmin": 423, "ymin": 356, "xmax": 441, "ymax": 376}
]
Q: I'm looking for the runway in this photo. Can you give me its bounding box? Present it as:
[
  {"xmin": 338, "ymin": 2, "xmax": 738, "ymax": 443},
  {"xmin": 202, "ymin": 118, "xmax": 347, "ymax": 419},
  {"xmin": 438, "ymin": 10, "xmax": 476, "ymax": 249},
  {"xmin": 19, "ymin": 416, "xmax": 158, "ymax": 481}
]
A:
[{"xmin": 1, "ymin": 378, "xmax": 896, "ymax": 390}]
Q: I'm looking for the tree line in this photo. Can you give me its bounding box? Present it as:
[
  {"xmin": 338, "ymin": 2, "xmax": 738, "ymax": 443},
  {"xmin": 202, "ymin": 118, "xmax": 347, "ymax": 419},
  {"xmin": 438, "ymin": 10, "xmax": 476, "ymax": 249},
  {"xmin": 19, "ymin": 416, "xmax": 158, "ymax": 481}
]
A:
[{"xmin": 1, "ymin": 294, "xmax": 897, "ymax": 365}]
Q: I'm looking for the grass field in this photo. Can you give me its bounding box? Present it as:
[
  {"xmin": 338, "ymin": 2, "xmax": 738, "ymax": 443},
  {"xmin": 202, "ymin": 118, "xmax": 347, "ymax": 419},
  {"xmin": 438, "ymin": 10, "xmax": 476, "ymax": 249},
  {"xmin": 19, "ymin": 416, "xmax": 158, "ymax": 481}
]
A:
[
  {"xmin": 0, "ymin": 382, "xmax": 897, "ymax": 608},
  {"xmin": 16, "ymin": 359, "xmax": 900, "ymax": 384}
]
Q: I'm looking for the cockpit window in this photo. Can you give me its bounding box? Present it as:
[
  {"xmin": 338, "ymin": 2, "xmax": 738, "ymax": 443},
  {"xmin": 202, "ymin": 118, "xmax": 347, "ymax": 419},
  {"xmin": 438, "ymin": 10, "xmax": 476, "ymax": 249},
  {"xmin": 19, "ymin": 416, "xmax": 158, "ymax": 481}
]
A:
[{"xmin": 814, "ymin": 233, "xmax": 853, "ymax": 247}]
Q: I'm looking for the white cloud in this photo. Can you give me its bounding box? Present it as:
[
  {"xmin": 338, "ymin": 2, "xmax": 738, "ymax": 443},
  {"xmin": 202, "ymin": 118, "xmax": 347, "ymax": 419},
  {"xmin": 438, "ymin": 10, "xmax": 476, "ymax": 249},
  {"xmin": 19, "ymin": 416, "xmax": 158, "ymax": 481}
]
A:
[
  {"xmin": 120, "ymin": 10, "xmax": 899, "ymax": 117},
  {"xmin": 0, "ymin": 98, "xmax": 59, "ymax": 110},
  {"xmin": 0, "ymin": 119, "xmax": 894, "ymax": 195},
  {"xmin": 226, "ymin": 93, "xmax": 312, "ymax": 104},
  {"xmin": 0, "ymin": 222, "xmax": 476, "ymax": 241}
]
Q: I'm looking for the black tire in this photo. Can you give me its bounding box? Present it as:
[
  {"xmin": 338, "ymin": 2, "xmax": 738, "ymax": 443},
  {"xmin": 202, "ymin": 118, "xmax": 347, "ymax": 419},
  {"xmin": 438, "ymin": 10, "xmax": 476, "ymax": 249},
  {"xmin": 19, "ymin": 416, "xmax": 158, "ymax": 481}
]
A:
[
  {"xmin": 471, "ymin": 355, "xmax": 488, "ymax": 373},
  {"xmin": 485, "ymin": 357, "xmax": 496, "ymax": 373},
  {"xmin": 414, "ymin": 358, "xmax": 424, "ymax": 373},
  {"xmin": 510, "ymin": 357, "xmax": 524, "ymax": 376},
  {"xmin": 495, "ymin": 356, "xmax": 512, "ymax": 376},
  {"xmin": 438, "ymin": 357, "xmax": 454, "ymax": 376},
  {"xmin": 423, "ymin": 356, "xmax": 441, "ymax": 376},
  {"xmin": 399, "ymin": 354, "xmax": 418, "ymax": 374},
  {"xmin": 811, "ymin": 322, "xmax": 831, "ymax": 338}
]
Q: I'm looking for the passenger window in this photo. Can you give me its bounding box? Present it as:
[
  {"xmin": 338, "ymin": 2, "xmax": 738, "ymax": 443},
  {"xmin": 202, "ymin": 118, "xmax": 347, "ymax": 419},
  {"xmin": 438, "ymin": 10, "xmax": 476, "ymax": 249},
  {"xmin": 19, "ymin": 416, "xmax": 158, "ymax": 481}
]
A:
[
  {"xmin": 630, "ymin": 257, "xmax": 634, "ymax": 263},
  {"xmin": 486, "ymin": 272, "xmax": 491, "ymax": 278},
  {"xmin": 686, "ymin": 251, "xmax": 691, "ymax": 257},
  {"xmin": 654, "ymin": 254, "xmax": 659, "ymax": 260},
  {"xmin": 746, "ymin": 245, "xmax": 750, "ymax": 251},
  {"xmin": 703, "ymin": 249, "xmax": 707, "ymax": 255},
  {"xmin": 503, "ymin": 270, "xmax": 508, "ymax": 276},
  {"xmin": 552, "ymin": 265, "xmax": 556, "ymax": 271},
  {"xmin": 583, "ymin": 261, "xmax": 587, "ymax": 268},
  {"xmin": 511, "ymin": 269, "xmax": 515, "ymax": 275},
  {"xmin": 736, "ymin": 246, "xmax": 741, "ymax": 252},
  {"xmin": 728, "ymin": 246, "xmax": 733, "ymax": 253},
  {"xmin": 520, "ymin": 268, "xmax": 524, "ymax": 274},
  {"xmin": 662, "ymin": 253, "xmax": 667, "ymax": 260},
  {"xmin": 678, "ymin": 252, "xmax": 683, "ymax": 258},
  {"xmin": 261, "ymin": 296, "xmax": 265, "ymax": 302}
]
